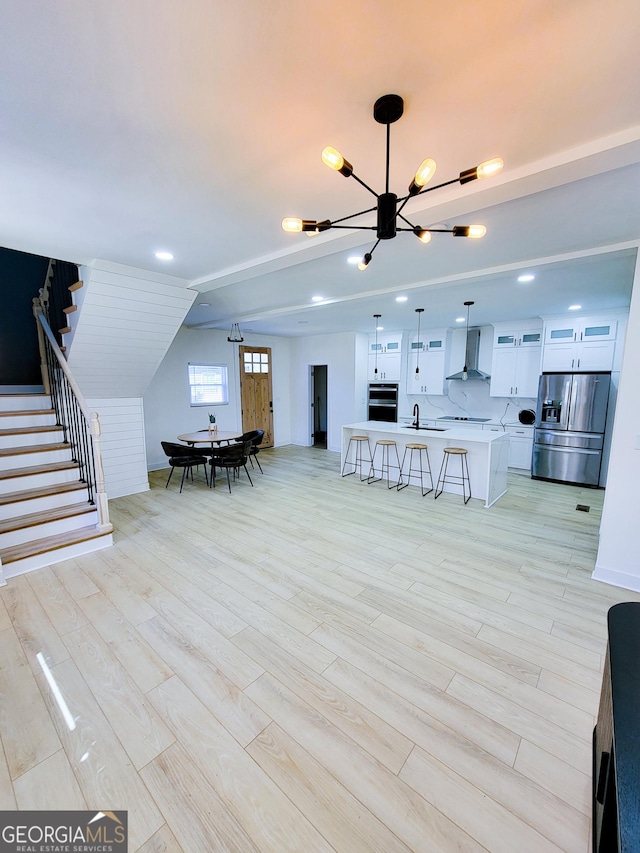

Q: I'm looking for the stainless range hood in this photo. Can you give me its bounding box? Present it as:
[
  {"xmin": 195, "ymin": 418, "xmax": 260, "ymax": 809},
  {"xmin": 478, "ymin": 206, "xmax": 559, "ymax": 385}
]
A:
[{"xmin": 446, "ymin": 327, "xmax": 491, "ymax": 381}]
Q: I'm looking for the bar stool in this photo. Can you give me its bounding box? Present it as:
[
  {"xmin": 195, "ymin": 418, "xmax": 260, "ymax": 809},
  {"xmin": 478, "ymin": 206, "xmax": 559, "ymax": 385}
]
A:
[
  {"xmin": 368, "ymin": 439, "xmax": 402, "ymax": 489},
  {"xmin": 434, "ymin": 447, "xmax": 472, "ymax": 504},
  {"xmin": 341, "ymin": 435, "xmax": 373, "ymax": 480},
  {"xmin": 397, "ymin": 443, "xmax": 433, "ymax": 496}
]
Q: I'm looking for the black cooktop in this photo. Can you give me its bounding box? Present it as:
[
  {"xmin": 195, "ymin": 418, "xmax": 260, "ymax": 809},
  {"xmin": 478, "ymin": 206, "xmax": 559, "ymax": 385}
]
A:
[{"xmin": 437, "ymin": 416, "xmax": 491, "ymax": 423}]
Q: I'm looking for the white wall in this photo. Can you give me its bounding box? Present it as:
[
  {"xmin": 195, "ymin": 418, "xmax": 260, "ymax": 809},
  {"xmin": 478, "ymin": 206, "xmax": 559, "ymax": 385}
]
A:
[
  {"xmin": 143, "ymin": 326, "xmax": 293, "ymax": 471},
  {"xmin": 88, "ymin": 397, "xmax": 149, "ymax": 499},
  {"xmin": 290, "ymin": 332, "xmax": 368, "ymax": 452},
  {"xmin": 68, "ymin": 260, "xmax": 195, "ymax": 398},
  {"xmin": 594, "ymin": 249, "xmax": 640, "ymax": 589}
]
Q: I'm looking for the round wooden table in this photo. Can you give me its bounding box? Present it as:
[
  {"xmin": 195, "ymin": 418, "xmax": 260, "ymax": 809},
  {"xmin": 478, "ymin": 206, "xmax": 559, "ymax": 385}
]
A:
[{"xmin": 177, "ymin": 430, "xmax": 241, "ymax": 448}]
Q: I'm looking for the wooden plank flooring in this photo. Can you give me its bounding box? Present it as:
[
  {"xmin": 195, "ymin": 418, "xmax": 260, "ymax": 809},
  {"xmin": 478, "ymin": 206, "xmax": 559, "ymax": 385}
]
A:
[{"xmin": 2, "ymin": 444, "xmax": 638, "ymax": 852}]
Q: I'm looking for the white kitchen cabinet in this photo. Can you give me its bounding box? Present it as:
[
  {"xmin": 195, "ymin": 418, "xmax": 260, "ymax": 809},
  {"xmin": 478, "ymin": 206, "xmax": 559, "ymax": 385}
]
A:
[
  {"xmin": 368, "ymin": 352, "xmax": 401, "ymax": 381},
  {"xmin": 483, "ymin": 424, "xmax": 533, "ymax": 471},
  {"xmin": 406, "ymin": 328, "xmax": 447, "ymax": 395},
  {"xmin": 542, "ymin": 339, "xmax": 615, "ymax": 372},
  {"xmin": 490, "ymin": 322, "xmax": 542, "ymax": 398},
  {"xmin": 544, "ymin": 316, "xmax": 617, "ymax": 344}
]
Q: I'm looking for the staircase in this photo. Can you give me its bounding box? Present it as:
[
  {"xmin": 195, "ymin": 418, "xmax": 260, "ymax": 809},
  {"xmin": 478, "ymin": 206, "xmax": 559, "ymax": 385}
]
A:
[{"xmin": 0, "ymin": 393, "xmax": 113, "ymax": 582}]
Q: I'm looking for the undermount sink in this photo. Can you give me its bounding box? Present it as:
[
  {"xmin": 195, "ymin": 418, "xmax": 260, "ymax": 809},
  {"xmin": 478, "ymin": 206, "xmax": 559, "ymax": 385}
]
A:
[{"xmin": 403, "ymin": 425, "xmax": 447, "ymax": 432}]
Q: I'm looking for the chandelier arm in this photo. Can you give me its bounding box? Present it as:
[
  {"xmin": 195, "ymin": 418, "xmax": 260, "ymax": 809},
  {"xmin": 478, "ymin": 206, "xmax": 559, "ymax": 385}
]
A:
[
  {"xmin": 326, "ymin": 225, "xmax": 377, "ymax": 230},
  {"xmin": 396, "ymin": 176, "xmax": 461, "ymax": 205},
  {"xmin": 386, "ymin": 123, "xmax": 391, "ymax": 193},
  {"xmin": 396, "ymin": 212, "xmax": 417, "ymax": 228},
  {"xmin": 330, "ymin": 204, "xmax": 378, "ymax": 225},
  {"xmin": 349, "ymin": 172, "xmax": 379, "ymax": 198}
]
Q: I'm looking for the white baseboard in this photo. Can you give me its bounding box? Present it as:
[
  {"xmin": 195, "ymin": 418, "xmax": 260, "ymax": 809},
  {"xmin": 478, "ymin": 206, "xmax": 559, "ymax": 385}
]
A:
[{"xmin": 591, "ymin": 565, "xmax": 640, "ymax": 594}]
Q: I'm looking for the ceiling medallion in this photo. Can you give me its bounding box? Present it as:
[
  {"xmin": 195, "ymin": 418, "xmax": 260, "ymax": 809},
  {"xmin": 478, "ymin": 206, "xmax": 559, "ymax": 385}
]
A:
[{"xmin": 282, "ymin": 94, "xmax": 503, "ymax": 269}]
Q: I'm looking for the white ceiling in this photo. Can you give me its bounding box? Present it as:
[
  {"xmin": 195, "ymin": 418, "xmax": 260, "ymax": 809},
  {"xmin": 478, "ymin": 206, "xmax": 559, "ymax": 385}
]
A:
[{"xmin": 1, "ymin": 1, "xmax": 639, "ymax": 337}]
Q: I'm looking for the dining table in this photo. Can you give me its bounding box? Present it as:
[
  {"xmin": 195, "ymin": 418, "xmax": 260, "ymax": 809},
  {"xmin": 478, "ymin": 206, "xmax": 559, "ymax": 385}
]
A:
[{"xmin": 177, "ymin": 430, "xmax": 241, "ymax": 450}]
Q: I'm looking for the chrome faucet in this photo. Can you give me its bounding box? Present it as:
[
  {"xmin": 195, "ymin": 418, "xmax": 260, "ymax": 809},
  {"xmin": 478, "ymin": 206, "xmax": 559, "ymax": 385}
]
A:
[{"xmin": 412, "ymin": 403, "xmax": 420, "ymax": 429}]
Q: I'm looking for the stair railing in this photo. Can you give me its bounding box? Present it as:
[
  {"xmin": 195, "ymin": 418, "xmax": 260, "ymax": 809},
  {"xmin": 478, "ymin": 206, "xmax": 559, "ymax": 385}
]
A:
[{"xmin": 32, "ymin": 298, "xmax": 112, "ymax": 534}]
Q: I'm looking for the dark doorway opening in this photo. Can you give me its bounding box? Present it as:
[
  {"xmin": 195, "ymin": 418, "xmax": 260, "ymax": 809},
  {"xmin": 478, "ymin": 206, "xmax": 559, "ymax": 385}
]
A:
[{"xmin": 312, "ymin": 365, "xmax": 327, "ymax": 448}]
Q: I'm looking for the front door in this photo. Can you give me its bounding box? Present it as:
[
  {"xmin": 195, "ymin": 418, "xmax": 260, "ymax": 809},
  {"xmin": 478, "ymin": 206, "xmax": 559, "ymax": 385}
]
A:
[{"xmin": 239, "ymin": 345, "xmax": 274, "ymax": 447}]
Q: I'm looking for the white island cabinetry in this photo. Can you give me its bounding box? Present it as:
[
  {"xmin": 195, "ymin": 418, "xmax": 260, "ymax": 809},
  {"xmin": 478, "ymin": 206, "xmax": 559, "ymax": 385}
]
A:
[{"xmin": 341, "ymin": 421, "xmax": 509, "ymax": 507}]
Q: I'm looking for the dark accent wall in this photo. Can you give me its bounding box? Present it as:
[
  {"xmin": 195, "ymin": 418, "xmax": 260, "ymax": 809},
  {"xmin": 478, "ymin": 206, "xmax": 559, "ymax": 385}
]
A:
[{"xmin": 0, "ymin": 247, "xmax": 49, "ymax": 385}]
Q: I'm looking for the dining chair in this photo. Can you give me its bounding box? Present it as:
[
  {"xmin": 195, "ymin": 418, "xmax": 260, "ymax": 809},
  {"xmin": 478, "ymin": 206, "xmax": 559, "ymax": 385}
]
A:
[
  {"xmin": 237, "ymin": 429, "xmax": 265, "ymax": 473},
  {"xmin": 160, "ymin": 441, "xmax": 209, "ymax": 491},
  {"xmin": 209, "ymin": 440, "xmax": 254, "ymax": 492}
]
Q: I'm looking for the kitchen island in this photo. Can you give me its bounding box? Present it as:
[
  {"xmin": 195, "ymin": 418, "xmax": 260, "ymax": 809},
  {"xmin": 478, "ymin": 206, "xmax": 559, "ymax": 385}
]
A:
[{"xmin": 342, "ymin": 421, "xmax": 509, "ymax": 507}]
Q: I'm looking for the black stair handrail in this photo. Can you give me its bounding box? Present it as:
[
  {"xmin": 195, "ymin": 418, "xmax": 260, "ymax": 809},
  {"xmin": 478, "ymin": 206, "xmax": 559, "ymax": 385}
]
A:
[{"xmin": 32, "ymin": 299, "xmax": 112, "ymax": 534}]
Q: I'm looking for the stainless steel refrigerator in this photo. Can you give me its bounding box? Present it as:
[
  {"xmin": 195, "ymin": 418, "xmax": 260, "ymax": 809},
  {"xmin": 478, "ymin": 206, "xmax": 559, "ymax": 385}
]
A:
[{"xmin": 532, "ymin": 372, "xmax": 611, "ymax": 487}]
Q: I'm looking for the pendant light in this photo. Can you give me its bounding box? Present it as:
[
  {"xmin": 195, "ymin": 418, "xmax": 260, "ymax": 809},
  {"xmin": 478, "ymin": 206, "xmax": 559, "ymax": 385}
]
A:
[
  {"xmin": 373, "ymin": 314, "xmax": 381, "ymax": 376},
  {"xmin": 462, "ymin": 301, "xmax": 473, "ymax": 381},
  {"xmin": 414, "ymin": 308, "xmax": 424, "ymax": 376},
  {"xmin": 227, "ymin": 323, "xmax": 244, "ymax": 343}
]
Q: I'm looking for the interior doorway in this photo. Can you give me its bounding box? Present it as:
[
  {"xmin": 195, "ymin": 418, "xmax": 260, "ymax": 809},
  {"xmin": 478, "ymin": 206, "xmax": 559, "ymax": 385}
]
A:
[{"xmin": 310, "ymin": 365, "xmax": 328, "ymax": 448}]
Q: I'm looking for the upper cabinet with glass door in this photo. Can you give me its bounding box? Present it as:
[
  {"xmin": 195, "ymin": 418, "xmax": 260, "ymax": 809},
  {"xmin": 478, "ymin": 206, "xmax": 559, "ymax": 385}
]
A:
[{"xmin": 544, "ymin": 317, "xmax": 617, "ymax": 344}]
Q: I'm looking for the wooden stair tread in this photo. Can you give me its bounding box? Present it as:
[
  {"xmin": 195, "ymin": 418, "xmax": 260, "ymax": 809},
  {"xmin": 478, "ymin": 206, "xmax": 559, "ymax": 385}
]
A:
[
  {"xmin": 0, "ymin": 480, "xmax": 86, "ymax": 506},
  {"xmin": 0, "ymin": 460, "xmax": 79, "ymax": 481},
  {"xmin": 0, "ymin": 524, "xmax": 112, "ymax": 564},
  {"xmin": 68, "ymin": 280, "xmax": 83, "ymax": 292},
  {"xmin": 0, "ymin": 409, "xmax": 55, "ymax": 418},
  {"xmin": 0, "ymin": 502, "xmax": 95, "ymax": 534},
  {"xmin": 63, "ymin": 305, "xmax": 77, "ymax": 314},
  {"xmin": 0, "ymin": 442, "xmax": 70, "ymax": 457},
  {"xmin": 0, "ymin": 425, "xmax": 62, "ymax": 437}
]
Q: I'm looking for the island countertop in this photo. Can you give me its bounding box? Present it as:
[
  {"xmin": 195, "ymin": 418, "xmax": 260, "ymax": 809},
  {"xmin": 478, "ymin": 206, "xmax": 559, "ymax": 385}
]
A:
[{"xmin": 341, "ymin": 421, "xmax": 509, "ymax": 507}]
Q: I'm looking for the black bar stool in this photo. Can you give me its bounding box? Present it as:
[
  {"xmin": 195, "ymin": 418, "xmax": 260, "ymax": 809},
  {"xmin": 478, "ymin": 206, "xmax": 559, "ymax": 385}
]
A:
[
  {"xmin": 434, "ymin": 447, "xmax": 471, "ymax": 504},
  {"xmin": 368, "ymin": 439, "xmax": 402, "ymax": 489},
  {"xmin": 397, "ymin": 442, "xmax": 433, "ymax": 496},
  {"xmin": 342, "ymin": 435, "xmax": 373, "ymax": 480}
]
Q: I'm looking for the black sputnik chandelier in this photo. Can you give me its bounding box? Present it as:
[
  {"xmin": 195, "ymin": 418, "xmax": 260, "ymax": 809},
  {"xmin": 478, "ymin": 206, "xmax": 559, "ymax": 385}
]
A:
[{"xmin": 282, "ymin": 94, "xmax": 503, "ymax": 269}]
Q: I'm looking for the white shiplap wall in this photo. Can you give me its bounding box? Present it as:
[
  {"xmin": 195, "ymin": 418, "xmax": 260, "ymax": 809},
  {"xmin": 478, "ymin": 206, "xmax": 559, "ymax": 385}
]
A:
[
  {"xmin": 87, "ymin": 397, "xmax": 149, "ymax": 499},
  {"xmin": 68, "ymin": 259, "xmax": 196, "ymax": 398}
]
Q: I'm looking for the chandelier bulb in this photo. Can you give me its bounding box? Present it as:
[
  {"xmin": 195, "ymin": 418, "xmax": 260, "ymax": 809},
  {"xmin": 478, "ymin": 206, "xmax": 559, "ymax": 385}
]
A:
[
  {"xmin": 282, "ymin": 217, "xmax": 303, "ymax": 233},
  {"xmin": 413, "ymin": 227, "xmax": 432, "ymax": 244},
  {"xmin": 322, "ymin": 146, "xmax": 353, "ymax": 177},
  {"xmin": 476, "ymin": 157, "xmax": 504, "ymax": 180},
  {"xmin": 408, "ymin": 158, "xmax": 437, "ymax": 195},
  {"xmin": 357, "ymin": 252, "xmax": 372, "ymax": 271},
  {"xmin": 452, "ymin": 225, "xmax": 486, "ymax": 239}
]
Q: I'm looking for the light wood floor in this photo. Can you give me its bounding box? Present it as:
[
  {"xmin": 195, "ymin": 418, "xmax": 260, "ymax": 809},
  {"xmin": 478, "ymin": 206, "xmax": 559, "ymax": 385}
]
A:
[{"xmin": 1, "ymin": 445, "xmax": 637, "ymax": 852}]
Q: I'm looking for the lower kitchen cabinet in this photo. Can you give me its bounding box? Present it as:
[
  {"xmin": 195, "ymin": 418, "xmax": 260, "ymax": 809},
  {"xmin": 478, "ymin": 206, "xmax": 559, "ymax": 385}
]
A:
[{"xmin": 483, "ymin": 425, "xmax": 533, "ymax": 471}]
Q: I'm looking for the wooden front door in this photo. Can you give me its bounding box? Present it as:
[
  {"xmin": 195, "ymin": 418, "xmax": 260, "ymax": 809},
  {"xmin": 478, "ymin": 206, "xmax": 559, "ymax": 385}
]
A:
[{"xmin": 239, "ymin": 345, "xmax": 274, "ymax": 447}]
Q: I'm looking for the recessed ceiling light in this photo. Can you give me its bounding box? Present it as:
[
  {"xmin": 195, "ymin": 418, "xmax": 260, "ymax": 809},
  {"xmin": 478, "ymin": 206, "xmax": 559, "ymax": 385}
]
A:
[
  {"xmin": 198, "ymin": 302, "xmax": 210, "ymax": 307},
  {"xmin": 154, "ymin": 251, "xmax": 174, "ymax": 261},
  {"xmin": 311, "ymin": 295, "xmax": 324, "ymax": 302},
  {"xmin": 395, "ymin": 296, "xmax": 408, "ymax": 302},
  {"xmin": 455, "ymin": 316, "xmax": 466, "ymax": 323},
  {"xmin": 568, "ymin": 304, "xmax": 582, "ymax": 311},
  {"xmin": 347, "ymin": 256, "xmax": 361, "ymax": 264},
  {"xmin": 517, "ymin": 273, "xmax": 535, "ymax": 282},
  {"xmin": 376, "ymin": 325, "xmax": 384, "ymax": 331},
  {"xmin": 298, "ymin": 320, "xmax": 309, "ymax": 324}
]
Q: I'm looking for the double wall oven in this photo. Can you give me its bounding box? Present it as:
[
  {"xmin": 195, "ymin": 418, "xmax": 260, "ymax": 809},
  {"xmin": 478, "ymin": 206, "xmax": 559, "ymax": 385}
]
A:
[{"xmin": 368, "ymin": 383, "xmax": 398, "ymax": 423}]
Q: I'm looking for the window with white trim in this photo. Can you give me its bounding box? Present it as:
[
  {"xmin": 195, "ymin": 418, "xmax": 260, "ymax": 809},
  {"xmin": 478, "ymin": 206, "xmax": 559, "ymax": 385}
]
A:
[{"xmin": 188, "ymin": 363, "xmax": 229, "ymax": 406}]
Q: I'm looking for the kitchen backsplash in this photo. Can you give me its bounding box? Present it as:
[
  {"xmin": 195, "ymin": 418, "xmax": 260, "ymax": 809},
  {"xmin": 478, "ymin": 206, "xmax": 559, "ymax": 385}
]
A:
[{"xmin": 397, "ymin": 380, "xmax": 536, "ymax": 424}]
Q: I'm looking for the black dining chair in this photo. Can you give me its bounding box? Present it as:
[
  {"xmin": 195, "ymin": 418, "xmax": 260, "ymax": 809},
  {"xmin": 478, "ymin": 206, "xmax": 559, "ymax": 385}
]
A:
[
  {"xmin": 209, "ymin": 440, "xmax": 254, "ymax": 492},
  {"xmin": 161, "ymin": 441, "xmax": 209, "ymax": 491},
  {"xmin": 237, "ymin": 429, "xmax": 265, "ymax": 473}
]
